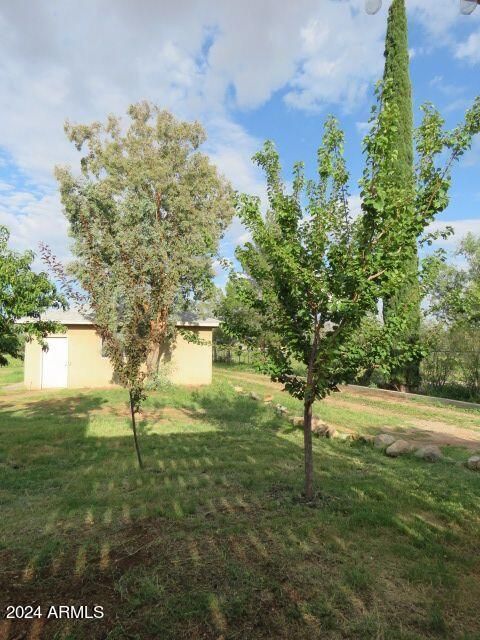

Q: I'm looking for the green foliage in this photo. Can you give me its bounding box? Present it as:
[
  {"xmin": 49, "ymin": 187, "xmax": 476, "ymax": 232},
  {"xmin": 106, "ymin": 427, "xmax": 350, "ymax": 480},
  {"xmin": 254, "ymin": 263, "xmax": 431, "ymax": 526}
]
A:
[
  {"xmin": 0, "ymin": 357, "xmax": 23, "ymax": 385},
  {"xmin": 2, "ymin": 371, "xmax": 480, "ymax": 638},
  {"xmin": 427, "ymin": 233, "xmax": 480, "ymax": 325},
  {"xmin": 382, "ymin": 0, "xmax": 413, "ymax": 180},
  {"xmin": 0, "ymin": 225, "xmax": 65, "ymax": 365},
  {"xmin": 215, "ymin": 277, "xmax": 263, "ymax": 346},
  {"xmin": 420, "ymin": 321, "xmax": 480, "ymax": 402},
  {"xmin": 380, "ymin": 0, "xmax": 420, "ymax": 390},
  {"xmin": 56, "ymin": 102, "xmax": 234, "ymax": 463},
  {"xmin": 227, "ymin": 80, "xmax": 480, "ymax": 497}
]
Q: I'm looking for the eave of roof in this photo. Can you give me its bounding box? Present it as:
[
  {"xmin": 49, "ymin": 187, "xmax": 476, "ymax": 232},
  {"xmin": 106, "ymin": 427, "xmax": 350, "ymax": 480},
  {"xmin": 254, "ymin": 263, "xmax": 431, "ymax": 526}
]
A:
[{"xmin": 16, "ymin": 309, "xmax": 220, "ymax": 328}]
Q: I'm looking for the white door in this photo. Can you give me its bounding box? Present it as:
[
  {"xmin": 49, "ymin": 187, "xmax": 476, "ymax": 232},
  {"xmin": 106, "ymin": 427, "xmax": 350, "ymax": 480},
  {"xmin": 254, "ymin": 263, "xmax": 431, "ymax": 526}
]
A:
[{"xmin": 41, "ymin": 337, "xmax": 68, "ymax": 388}]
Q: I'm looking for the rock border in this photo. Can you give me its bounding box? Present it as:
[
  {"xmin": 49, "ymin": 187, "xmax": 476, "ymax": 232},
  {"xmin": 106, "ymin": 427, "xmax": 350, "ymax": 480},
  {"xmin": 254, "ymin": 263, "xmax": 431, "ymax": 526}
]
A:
[{"xmin": 231, "ymin": 385, "xmax": 479, "ymax": 471}]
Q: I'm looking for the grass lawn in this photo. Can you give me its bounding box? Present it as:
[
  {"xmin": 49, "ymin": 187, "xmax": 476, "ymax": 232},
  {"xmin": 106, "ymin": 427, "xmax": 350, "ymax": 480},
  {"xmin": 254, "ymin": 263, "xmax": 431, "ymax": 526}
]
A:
[
  {"xmin": 0, "ymin": 357, "xmax": 23, "ymax": 386},
  {"xmin": 1, "ymin": 363, "xmax": 480, "ymax": 639}
]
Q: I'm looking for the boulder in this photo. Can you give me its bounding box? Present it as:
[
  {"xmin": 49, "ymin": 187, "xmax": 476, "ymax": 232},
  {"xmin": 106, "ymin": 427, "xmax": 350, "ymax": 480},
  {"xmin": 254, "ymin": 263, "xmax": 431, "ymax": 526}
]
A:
[
  {"xmin": 233, "ymin": 386, "xmax": 244, "ymax": 393},
  {"xmin": 334, "ymin": 432, "xmax": 352, "ymax": 441},
  {"xmin": 311, "ymin": 416, "xmax": 328, "ymax": 428},
  {"xmin": 414, "ymin": 445, "xmax": 443, "ymax": 462},
  {"xmin": 374, "ymin": 434, "xmax": 396, "ymax": 449},
  {"xmin": 385, "ymin": 439, "xmax": 414, "ymax": 457},
  {"xmin": 466, "ymin": 455, "xmax": 480, "ymax": 471},
  {"xmin": 275, "ymin": 404, "xmax": 289, "ymax": 415},
  {"xmin": 312, "ymin": 423, "xmax": 337, "ymax": 439},
  {"xmin": 357, "ymin": 434, "xmax": 375, "ymax": 444},
  {"xmin": 291, "ymin": 416, "xmax": 304, "ymax": 428},
  {"xmin": 249, "ymin": 391, "xmax": 261, "ymax": 401}
]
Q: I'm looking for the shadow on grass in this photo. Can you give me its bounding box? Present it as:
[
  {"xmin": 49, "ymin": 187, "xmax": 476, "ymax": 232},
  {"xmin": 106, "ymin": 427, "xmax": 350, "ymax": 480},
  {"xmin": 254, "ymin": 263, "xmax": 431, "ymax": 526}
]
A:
[{"xmin": 1, "ymin": 387, "xmax": 480, "ymax": 639}]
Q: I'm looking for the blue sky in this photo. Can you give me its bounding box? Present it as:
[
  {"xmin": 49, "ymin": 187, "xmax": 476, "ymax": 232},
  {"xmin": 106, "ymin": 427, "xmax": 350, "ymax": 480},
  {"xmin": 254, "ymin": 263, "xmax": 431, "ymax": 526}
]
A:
[{"xmin": 0, "ymin": 0, "xmax": 479, "ymax": 289}]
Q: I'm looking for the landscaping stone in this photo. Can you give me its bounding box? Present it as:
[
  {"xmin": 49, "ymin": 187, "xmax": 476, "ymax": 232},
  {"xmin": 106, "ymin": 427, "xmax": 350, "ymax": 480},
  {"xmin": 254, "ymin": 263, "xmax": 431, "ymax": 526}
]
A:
[
  {"xmin": 357, "ymin": 434, "xmax": 375, "ymax": 444},
  {"xmin": 233, "ymin": 386, "xmax": 244, "ymax": 393},
  {"xmin": 312, "ymin": 416, "xmax": 328, "ymax": 428},
  {"xmin": 414, "ymin": 445, "xmax": 442, "ymax": 462},
  {"xmin": 374, "ymin": 433, "xmax": 396, "ymax": 449},
  {"xmin": 264, "ymin": 395, "xmax": 274, "ymax": 403},
  {"xmin": 249, "ymin": 391, "xmax": 261, "ymax": 401},
  {"xmin": 333, "ymin": 432, "xmax": 352, "ymax": 441},
  {"xmin": 385, "ymin": 440, "xmax": 414, "ymax": 457},
  {"xmin": 466, "ymin": 455, "xmax": 480, "ymax": 471},
  {"xmin": 275, "ymin": 404, "xmax": 289, "ymax": 415},
  {"xmin": 290, "ymin": 414, "xmax": 343, "ymax": 439},
  {"xmin": 312, "ymin": 423, "xmax": 337, "ymax": 439}
]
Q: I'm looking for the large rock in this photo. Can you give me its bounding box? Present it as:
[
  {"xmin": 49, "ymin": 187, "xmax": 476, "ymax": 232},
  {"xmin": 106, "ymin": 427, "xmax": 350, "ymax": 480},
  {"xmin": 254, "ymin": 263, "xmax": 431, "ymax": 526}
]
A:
[
  {"xmin": 249, "ymin": 391, "xmax": 261, "ymax": 401},
  {"xmin": 334, "ymin": 432, "xmax": 353, "ymax": 441},
  {"xmin": 264, "ymin": 395, "xmax": 274, "ymax": 403},
  {"xmin": 374, "ymin": 434, "xmax": 396, "ymax": 449},
  {"xmin": 385, "ymin": 439, "xmax": 414, "ymax": 457},
  {"xmin": 291, "ymin": 416, "xmax": 304, "ymax": 428},
  {"xmin": 414, "ymin": 445, "xmax": 443, "ymax": 462},
  {"xmin": 357, "ymin": 434, "xmax": 375, "ymax": 445},
  {"xmin": 311, "ymin": 416, "xmax": 326, "ymax": 428},
  {"xmin": 275, "ymin": 404, "xmax": 289, "ymax": 415},
  {"xmin": 233, "ymin": 386, "xmax": 244, "ymax": 393},
  {"xmin": 312, "ymin": 423, "xmax": 337, "ymax": 439},
  {"xmin": 467, "ymin": 455, "xmax": 480, "ymax": 471}
]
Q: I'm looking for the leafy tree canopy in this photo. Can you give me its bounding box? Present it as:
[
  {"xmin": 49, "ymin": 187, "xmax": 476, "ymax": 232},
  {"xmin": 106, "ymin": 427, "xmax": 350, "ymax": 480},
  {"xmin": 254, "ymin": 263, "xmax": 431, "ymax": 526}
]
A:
[
  {"xmin": 55, "ymin": 102, "xmax": 234, "ymax": 466},
  {"xmin": 0, "ymin": 225, "xmax": 65, "ymax": 365},
  {"xmin": 226, "ymin": 84, "xmax": 480, "ymax": 499},
  {"xmin": 427, "ymin": 232, "xmax": 480, "ymax": 326}
]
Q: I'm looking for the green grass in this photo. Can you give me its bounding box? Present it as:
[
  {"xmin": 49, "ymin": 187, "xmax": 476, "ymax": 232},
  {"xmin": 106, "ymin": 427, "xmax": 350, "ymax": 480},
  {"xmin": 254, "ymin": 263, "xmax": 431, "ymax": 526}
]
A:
[
  {"xmin": 0, "ymin": 357, "xmax": 23, "ymax": 386},
  {"xmin": 1, "ymin": 364, "xmax": 480, "ymax": 639}
]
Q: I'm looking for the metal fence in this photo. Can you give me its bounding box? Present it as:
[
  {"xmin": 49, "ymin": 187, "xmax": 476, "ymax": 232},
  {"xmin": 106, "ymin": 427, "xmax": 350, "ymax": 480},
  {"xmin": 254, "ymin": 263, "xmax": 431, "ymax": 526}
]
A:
[
  {"xmin": 420, "ymin": 349, "xmax": 480, "ymax": 399},
  {"xmin": 213, "ymin": 344, "xmax": 480, "ymax": 401},
  {"xmin": 212, "ymin": 346, "xmax": 254, "ymax": 365}
]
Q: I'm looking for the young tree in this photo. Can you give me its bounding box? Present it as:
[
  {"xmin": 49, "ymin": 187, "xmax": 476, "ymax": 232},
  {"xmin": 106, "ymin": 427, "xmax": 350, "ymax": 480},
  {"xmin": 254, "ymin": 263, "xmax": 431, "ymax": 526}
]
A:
[
  {"xmin": 215, "ymin": 277, "xmax": 263, "ymax": 346},
  {"xmin": 55, "ymin": 102, "xmax": 233, "ymax": 468},
  {"xmin": 427, "ymin": 233, "xmax": 480, "ymax": 326},
  {"xmin": 0, "ymin": 225, "xmax": 65, "ymax": 364},
  {"xmin": 228, "ymin": 87, "xmax": 480, "ymax": 500},
  {"xmin": 380, "ymin": 0, "xmax": 421, "ymax": 391}
]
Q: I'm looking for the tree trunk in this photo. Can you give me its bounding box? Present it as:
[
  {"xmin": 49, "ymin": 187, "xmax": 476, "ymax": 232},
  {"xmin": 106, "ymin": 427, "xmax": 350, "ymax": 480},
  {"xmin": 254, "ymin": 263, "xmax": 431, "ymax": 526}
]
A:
[
  {"xmin": 303, "ymin": 322, "xmax": 320, "ymax": 501},
  {"xmin": 129, "ymin": 391, "xmax": 144, "ymax": 470},
  {"xmin": 303, "ymin": 397, "xmax": 314, "ymax": 500}
]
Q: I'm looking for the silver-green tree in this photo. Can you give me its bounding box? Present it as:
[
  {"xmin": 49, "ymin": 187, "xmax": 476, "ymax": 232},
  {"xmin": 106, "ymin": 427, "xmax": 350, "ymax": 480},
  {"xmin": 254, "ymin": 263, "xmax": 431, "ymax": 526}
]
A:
[
  {"xmin": 228, "ymin": 86, "xmax": 480, "ymax": 500},
  {"xmin": 55, "ymin": 102, "xmax": 233, "ymax": 468}
]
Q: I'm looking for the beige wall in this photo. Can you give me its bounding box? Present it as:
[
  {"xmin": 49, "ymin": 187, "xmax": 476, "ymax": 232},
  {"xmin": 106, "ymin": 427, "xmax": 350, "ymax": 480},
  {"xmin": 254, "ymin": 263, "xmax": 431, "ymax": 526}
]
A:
[
  {"xmin": 24, "ymin": 325, "xmax": 213, "ymax": 389},
  {"xmin": 163, "ymin": 328, "xmax": 213, "ymax": 386},
  {"xmin": 24, "ymin": 336, "xmax": 44, "ymax": 390},
  {"xmin": 68, "ymin": 326, "xmax": 115, "ymax": 388}
]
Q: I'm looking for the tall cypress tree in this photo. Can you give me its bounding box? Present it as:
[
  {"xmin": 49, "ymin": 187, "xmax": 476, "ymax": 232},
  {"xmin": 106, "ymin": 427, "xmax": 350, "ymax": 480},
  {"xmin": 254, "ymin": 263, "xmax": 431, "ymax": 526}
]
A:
[{"xmin": 381, "ymin": 0, "xmax": 421, "ymax": 390}]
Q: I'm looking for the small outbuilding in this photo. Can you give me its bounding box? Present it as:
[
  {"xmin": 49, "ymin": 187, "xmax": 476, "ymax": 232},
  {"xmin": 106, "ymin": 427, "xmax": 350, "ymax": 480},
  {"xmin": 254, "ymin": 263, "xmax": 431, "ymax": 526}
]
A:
[{"xmin": 20, "ymin": 309, "xmax": 219, "ymax": 390}]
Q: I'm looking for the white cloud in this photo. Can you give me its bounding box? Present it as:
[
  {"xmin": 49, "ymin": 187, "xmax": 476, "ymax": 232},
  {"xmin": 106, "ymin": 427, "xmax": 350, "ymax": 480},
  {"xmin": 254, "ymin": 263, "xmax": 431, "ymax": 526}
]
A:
[
  {"xmin": 348, "ymin": 194, "xmax": 363, "ymax": 219},
  {"xmin": 455, "ymin": 29, "xmax": 480, "ymax": 64},
  {"xmin": 0, "ymin": 0, "xmax": 479, "ymax": 270},
  {"xmin": 408, "ymin": 0, "xmax": 468, "ymax": 41},
  {"xmin": 0, "ymin": 0, "xmax": 392, "ymax": 182},
  {"xmin": 0, "ymin": 187, "xmax": 70, "ymax": 269},
  {"xmin": 284, "ymin": 2, "xmax": 386, "ymax": 112},
  {"xmin": 428, "ymin": 218, "xmax": 480, "ymax": 248},
  {"xmin": 356, "ymin": 121, "xmax": 371, "ymax": 135},
  {"xmin": 429, "ymin": 75, "xmax": 465, "ymax": 97}
]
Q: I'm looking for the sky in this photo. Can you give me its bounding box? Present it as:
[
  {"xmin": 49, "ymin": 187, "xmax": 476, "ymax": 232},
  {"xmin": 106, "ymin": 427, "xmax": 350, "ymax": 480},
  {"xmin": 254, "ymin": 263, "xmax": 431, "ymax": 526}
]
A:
[{"xmin": 0, "ymin": 0, "xmax": 479, "ymax": 289}]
